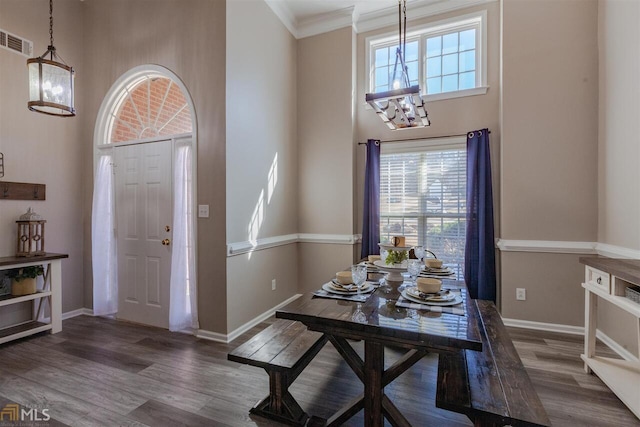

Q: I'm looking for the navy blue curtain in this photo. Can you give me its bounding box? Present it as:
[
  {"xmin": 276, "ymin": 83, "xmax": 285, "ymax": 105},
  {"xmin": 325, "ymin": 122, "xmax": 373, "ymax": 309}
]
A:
[
  {"xmin": 465, "ymin": 129, "xmax": 496, "ymax": 301},
  {"xmin": 361, "ymin": 139, "xmax": 381, "ymax": 259}
]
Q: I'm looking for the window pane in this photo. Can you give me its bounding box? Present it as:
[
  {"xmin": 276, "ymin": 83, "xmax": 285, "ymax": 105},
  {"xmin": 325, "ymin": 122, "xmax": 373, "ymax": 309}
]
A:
[
  {"xmin": 459, "ymin": 50, "xmax": 475, "ymax": 73},
  {"xmin": 426, "ymin": 57, "xmax": 441, "ymax": 78},
  {"xmin": 459, "ymin": 71, "xmax": 475, "ymax": 90},
  {"xmin": 459, "ymin": 29, "xmax": 476, "ymax": 51},
  {"xmin": 375, "ymin": 47, "xmax": 389, "ymax": 67},
  {"xmin": 405, "ymin": 40, "xmax": 419, "ymax": 62},
  {"xmin": 442, "ymin": 33, "xmax": 458, "ymax": 55},
  {"xmin": 442, "ymin": 74, "xmax": 458, "ymax": 92},
  {"xmin": 442, "ymin": 53, "xmax": 458, "ymax": 75},
  {"xmin": 407, "ymin": 61, "xmax": 419, "ymax": 84},
  {"xmin": 426, "ymin": 36, "xmax": 441, "ymax": 58},
  {"xmin": 375, "ymin": 66, "xmax": 389, "ymax": 89},
  {"xmin": 427, "ymin": 77, "xmax": 441, "ymax": 94}
]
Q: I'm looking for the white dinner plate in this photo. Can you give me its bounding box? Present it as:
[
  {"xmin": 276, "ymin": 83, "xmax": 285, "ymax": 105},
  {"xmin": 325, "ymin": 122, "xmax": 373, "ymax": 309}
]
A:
[
  {"xmin": 323, "ymin": 282, "xmax": 374, "ymax": 295},
  {"xmin": 406, "ymin": 287, "xmax": 457, "ymax": 302},
  {"xmin": 401, "ymin": 290, "xmax": 463, "ymax": 306}
]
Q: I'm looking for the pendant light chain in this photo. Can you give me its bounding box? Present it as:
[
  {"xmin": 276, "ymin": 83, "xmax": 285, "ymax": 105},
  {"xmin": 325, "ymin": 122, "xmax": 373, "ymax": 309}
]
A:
[{"xmin": 49, "ymin": 0, "xmax": 54, "ymax": 49}]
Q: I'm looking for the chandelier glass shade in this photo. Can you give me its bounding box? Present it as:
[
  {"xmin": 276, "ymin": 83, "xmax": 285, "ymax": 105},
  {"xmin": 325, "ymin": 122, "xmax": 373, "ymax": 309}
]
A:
[{"xmin": 27, "ymin": 0, "xmax": 75, "ymax": 117}]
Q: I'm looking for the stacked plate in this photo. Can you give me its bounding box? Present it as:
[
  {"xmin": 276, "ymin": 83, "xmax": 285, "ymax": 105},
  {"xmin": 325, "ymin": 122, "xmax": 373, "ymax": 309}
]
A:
[
  {"xmin": 419, "ymin": 266, "xmax": 455, "ymax": 278},
  {"xmin": 402, "ymin": 287, "xmax": 462, "ymax": 306},
  {"xmin": 322, "ymin": 280, "xmax": 375, "ymax": 295}
]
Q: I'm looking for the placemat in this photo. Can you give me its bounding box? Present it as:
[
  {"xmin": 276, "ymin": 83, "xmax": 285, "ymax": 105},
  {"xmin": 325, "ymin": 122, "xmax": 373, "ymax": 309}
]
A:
[{"xmin": 395, "ymin": 290, "xmax": 466, "ymax": 316}]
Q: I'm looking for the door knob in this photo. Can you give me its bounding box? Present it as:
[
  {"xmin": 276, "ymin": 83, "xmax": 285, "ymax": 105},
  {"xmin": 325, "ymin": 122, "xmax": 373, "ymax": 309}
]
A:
[{"xmin": 162, "ymin": 239, "xmax": 171, "ymax": 246}]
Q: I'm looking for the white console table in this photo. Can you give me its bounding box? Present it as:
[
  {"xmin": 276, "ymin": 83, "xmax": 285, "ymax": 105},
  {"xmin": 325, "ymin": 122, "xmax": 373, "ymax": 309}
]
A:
[
  {"xmin": 580, "ymin": 257, "xmax": 640, "ymax": 420},
  {"xmin": 0, "ymin": 253, "xmax": 68, "ymax": 344}
]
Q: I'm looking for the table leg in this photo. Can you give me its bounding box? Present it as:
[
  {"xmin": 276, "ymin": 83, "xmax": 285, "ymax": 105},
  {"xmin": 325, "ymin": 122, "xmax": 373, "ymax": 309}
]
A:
[{"xmin": 364, "ymin": 341, "xmax": 384, "ymax": 427}]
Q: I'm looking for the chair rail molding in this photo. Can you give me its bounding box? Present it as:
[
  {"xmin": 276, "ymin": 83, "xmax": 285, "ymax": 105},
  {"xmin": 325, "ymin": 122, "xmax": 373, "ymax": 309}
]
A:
[
  {"xmin": 496, "ymin": 239, "xmax": 640, "ymax": 259},
  {"xmin": 495, "ymin": 239, "xmax": 597, "ymax": 254},
  {"xmin": 227, "ymin": 233, "xmax": 362, "ymax": 256}
]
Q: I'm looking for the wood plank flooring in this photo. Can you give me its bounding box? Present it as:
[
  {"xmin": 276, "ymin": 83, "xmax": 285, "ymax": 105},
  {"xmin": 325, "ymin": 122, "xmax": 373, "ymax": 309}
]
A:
[{"xmin": 0, "ymin": 315, "xmax": 637, "ymax": 426}]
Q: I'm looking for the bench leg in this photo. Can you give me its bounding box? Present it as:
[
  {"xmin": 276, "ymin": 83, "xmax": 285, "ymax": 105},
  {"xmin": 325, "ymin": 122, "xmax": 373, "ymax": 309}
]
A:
[{"xmin": 250, "ymin": 370, "xmax": 309, "ymax": 426}]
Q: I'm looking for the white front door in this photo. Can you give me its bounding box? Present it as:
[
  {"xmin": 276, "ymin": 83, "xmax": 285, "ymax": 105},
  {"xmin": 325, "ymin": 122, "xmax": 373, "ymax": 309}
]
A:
[{"xmin": 114, "ymin": 140, "xmax": 172, "ymax": 328}]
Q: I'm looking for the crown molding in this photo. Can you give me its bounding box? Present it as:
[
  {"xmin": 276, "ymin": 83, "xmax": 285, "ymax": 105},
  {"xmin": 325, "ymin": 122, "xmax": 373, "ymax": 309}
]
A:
[
  {"xmin": 265, "ymin": 0, "xmax": 497, "ymax": 40},
  {"xmin": 297, "ymin": 6, "xmax": 355, "ymax": 39},
  {"xmin": 264, "ymin": 0, "xmax": 298, "ymax": 37},
  {"xmin": 356, "ymin": 0, "xmax": 497, "ymax": 34}
]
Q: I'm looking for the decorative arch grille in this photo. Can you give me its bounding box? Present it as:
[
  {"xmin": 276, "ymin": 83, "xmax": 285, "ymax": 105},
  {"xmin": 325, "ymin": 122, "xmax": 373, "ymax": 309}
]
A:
[{"xmin": 108, "ymin": 75, "xmax": 192, "ymax": 143}]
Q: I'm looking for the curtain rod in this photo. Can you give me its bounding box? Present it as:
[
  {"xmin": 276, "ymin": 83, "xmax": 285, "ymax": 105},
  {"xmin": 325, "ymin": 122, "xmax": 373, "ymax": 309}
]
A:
[{"xmin": 358, "ymin": 131, "xmax": 491, "ymax": 145}]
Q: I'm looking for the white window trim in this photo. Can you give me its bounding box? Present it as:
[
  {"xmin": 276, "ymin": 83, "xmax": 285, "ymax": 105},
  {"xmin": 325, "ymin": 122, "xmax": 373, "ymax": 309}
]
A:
[{"xmin": 365, "ymin": 10, "xmax": 488, "ymax": 104}]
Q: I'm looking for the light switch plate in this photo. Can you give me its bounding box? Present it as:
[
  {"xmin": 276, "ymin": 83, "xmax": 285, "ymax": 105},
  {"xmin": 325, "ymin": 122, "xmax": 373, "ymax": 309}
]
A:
[{"xmin": 198, "ymin": 205, "xmax": 209, "ymax": 218}]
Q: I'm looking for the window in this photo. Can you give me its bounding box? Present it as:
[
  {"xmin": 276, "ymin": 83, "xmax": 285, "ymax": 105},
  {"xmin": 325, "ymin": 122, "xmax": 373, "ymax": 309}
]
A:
[
  {"xmin": 380, "ymin": 140, "xmax": 466, "ymax": 277},
  {"xmin": 367, "ymin": 11, "xmax": 487, "ymax": 101},
  {"xmin": 107, "ymin": 75, "xmax": 192, "ymax": 144}
]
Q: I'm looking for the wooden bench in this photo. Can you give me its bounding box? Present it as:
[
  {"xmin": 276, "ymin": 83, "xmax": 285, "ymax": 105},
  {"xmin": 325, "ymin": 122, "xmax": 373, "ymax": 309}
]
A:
[
  {"xmin": 228, "ymin": 319, "xmax": 328, "ymax": 426},
  {"xmin": 436, "ymin": 300, "xmax": 551, "ymax": 427}
]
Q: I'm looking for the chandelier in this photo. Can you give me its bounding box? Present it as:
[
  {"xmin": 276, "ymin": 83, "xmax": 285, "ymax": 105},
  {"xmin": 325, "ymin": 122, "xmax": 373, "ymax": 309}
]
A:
[
  {"xmin": 27, "ymin": 0, "xmax": 75, "ymax": 117},
  {"xmin": 365, "ymin": 0, "xmax": 429, "ymax": 130}
]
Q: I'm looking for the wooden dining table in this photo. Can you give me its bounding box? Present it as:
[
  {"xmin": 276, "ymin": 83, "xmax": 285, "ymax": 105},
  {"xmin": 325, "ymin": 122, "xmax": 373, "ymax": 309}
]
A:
[{"xmin": 276, "ymin": 277, "xmax": 483, "ymax": 427}]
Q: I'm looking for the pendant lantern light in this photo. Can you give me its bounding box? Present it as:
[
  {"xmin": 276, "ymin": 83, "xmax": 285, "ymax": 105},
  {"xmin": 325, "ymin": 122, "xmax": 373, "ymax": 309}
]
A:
[
  {"xmin": 27, "ymin": 0, "xmax": 75, "ymax": 117},
  {"xmin": 366, "ymin": 0, "xmax": 429, "ymax": 129}
]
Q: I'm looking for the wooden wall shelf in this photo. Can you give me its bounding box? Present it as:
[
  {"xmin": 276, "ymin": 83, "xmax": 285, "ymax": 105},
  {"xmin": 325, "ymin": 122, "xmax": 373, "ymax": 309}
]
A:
[{"xmin": 0, "ymin": 181, "xmax": 46, "ymax": 200}]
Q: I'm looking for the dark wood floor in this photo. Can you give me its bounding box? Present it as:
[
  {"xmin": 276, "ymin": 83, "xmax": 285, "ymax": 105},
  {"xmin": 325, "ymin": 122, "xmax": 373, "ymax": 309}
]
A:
[{"xmin": 0, "ymin": 315, "xmax": 638, "ymax": 426}]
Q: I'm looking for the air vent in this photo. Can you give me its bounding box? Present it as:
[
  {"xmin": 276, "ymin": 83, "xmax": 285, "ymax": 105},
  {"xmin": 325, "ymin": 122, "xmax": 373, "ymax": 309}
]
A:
[{"xmin": 0, "ymin": 28, "xmax": 33, "ymax": 57}]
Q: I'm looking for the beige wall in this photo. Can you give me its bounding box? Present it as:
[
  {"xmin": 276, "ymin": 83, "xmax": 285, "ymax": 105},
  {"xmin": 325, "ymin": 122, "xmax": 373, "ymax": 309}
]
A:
[
  {"xmin": 298, "ymin": 27, "xmax": 356, "ymax": 235},
  {"xmin": 0, "ymin": 0, "xmax": 85, "ymax": 316},
  {"xmin": 81, "ymin": 0, "xmax": 227, "ymax": 333},
  {"xmin": 597, "ymin": 0, "xmax": 640, "ymax": 249},
  {"xmin": 595, "ymin": 0, "xmax": 640, "ymax": 356},
  {"xmin": 500, "ymin": 0, "xmax": 598, "ymax": 324},
  {"xmin": 296, "ymin": 27, "xmax": 359, "ymax": 286},
  {"xmin": 502, "ymin": 0, "xmax": 598, "ymax": 242},
  {"xmin": 226, "ymin": 0, "xmax": 299, "ymax": 332}
]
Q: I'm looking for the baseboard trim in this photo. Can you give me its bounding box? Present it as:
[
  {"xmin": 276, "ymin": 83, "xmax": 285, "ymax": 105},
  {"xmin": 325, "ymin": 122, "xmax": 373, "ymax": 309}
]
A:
[
  {"xmin": 62, "ymin": 308, "xmax": 94, "ymax": 320},
  {"xmin": 227, "ymin": 233, "xmax": 361, "ymax": 257},
  {"xmin": 502, "ymin": 317, "xmax": 585, "ymax": 335},
  {"xmin": 503, "ymin": 317, "xmax": 639, "ymax": 363},
  {"xmin": 196, "ymin": 293, "xmax": 303, "ymax": 344}
]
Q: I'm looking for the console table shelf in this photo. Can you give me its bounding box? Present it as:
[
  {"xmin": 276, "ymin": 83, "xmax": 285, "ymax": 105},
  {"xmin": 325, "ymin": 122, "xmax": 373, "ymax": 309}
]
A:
[
  {"xmin": 0, "ymin": 290, "xmax": 52, "ymax": 307},
  {"xmin": 0, "ymin": 253, "xmax": 68, "ymax": 345},
  {"xmin": 580, "ymin": 257, "xmax": 640, "ymax": 420}
]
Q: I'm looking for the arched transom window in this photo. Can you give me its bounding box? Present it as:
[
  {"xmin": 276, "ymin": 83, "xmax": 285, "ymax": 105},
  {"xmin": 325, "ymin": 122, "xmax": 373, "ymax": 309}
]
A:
[{"xmin": 107, "ymin": 75, "xmax": 192, "ymax": 143}]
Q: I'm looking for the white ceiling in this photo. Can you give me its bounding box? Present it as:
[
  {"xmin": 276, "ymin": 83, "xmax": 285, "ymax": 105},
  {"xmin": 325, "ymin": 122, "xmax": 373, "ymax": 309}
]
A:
[{"xmin": 263, "ymin": 0, "xmax": 494, "ymax": 38}]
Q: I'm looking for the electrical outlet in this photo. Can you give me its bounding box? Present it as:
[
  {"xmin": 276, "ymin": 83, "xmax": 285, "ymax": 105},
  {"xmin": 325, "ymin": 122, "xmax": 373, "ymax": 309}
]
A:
[
  {"xmin": 516, "ymin": 288, "xmax": 526, "ymax": 301},
  {"xmin": 272, "ymin": 279, "xmax": 276, "ymax": 291},
  {"xmin": 198, "ymin": 205, "xmax": 209, "ymax": 218}
]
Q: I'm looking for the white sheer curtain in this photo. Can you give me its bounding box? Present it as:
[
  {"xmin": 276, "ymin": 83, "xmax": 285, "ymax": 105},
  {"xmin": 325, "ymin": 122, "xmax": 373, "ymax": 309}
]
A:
[
  {"xmin": 169, "ymin": 143, "xmax": 199, "ymax": 331},
  {"xmin": 92, "ymin": 155, "xmax": 118, "ymax": 316}
]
